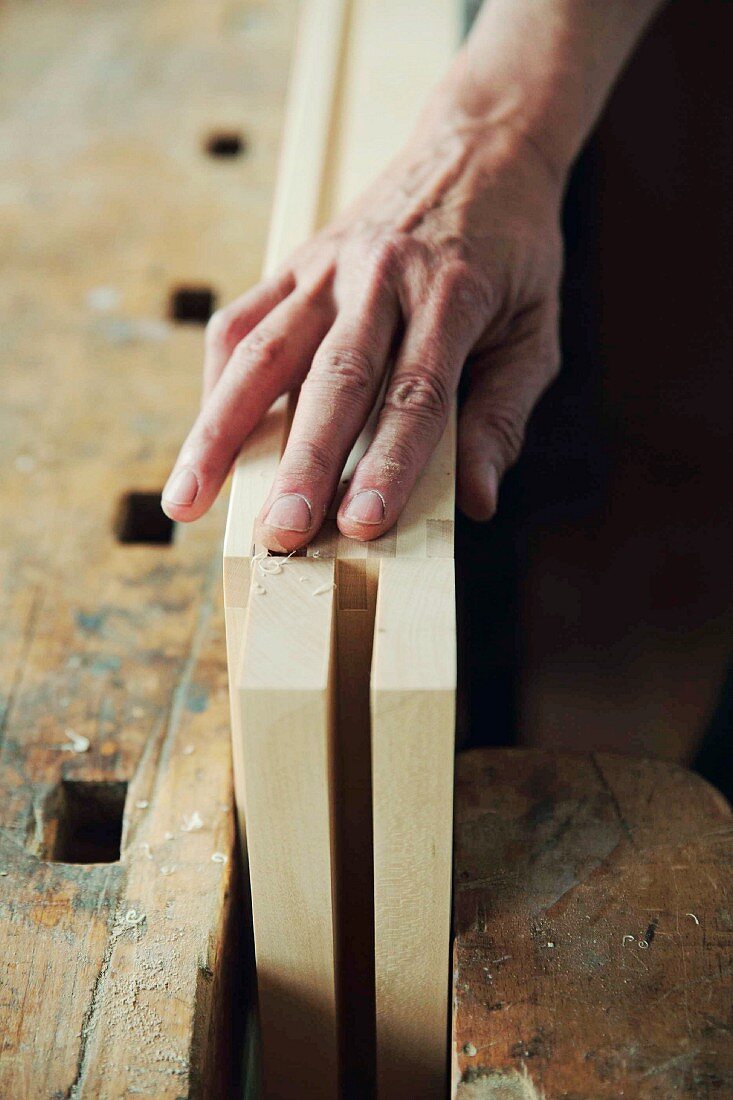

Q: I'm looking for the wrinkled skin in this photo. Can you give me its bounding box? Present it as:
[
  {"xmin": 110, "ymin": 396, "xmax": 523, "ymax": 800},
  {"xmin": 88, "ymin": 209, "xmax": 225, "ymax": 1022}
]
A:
[{"xmin": 162, "ymin": 108, "xmax": 563, "ymax": 551}]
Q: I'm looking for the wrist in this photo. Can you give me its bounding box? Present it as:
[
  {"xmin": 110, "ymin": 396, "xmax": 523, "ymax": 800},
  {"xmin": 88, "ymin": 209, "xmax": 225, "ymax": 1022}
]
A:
[
  {"xmin": 434, "ymin": 58, "xmax": 576, "ymax": 188},
  {"xmin": 416, "ymin": 64, "xmax": 571, "ymax": 204},
  {"xmin": 433, "ymin": 0, "xmax": 664, "ymax": 189}
]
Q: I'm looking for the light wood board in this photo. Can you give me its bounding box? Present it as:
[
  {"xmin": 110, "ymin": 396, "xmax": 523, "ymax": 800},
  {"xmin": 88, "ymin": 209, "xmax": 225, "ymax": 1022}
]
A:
[{"xmin": 224, "ymin": 0, "xmax": 460, "ymax": 1093}]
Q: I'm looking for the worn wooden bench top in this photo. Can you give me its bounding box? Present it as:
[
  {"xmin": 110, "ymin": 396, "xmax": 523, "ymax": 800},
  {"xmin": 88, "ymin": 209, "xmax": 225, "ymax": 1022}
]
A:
[
  {"xmin": 453, "ymin": 749, "xmax": 733, "ymax": 1099},
  {"xmin": 0, "ymin": 1, "xmax": 296, "ymax": 1095}
]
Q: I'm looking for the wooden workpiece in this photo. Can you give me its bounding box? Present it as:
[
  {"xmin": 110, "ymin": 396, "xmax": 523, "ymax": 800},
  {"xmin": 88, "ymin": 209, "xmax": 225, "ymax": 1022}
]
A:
[
  {"xmin": 224, "ymin": 0, "xmax": 460, "ymax": 1094},
  {"xmin": 235, "ymin": 556, "xmax": 339, "ymax": 1098},
  {"xmin": 0, "ymin": 1, "xmax": 297, "ymax": 1095},
  {"xmin": 452, "ymin": 749, "xmax": 733, "ymax": 1098}
]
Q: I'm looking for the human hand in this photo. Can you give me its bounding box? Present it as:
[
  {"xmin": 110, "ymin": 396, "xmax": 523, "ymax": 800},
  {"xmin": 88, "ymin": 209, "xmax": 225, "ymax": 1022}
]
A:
[{"xmin": 162, "ymin": 98, "xmax": 563, "ymax": 551}]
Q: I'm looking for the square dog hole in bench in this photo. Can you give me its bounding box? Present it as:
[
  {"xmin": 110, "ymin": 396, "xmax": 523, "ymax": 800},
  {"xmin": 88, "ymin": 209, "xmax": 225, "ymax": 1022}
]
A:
[{"xmin": 51, "ymin": 780, "xmax": 128, "ymax": 864}]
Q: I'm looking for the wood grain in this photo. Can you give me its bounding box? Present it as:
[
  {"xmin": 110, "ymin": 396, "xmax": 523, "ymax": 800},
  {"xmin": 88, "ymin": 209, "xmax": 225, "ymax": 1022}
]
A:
[
  {"xmin": 452, "ymin": 748, "xmax": 733, "ymax": 1098},
  {"xmin": 235, "ymin": 559, "xmax": 339, "ymax": 1098},
  {"xmin": 0, "ymin": 1, "xmax": 297, "ymax": 1094},
  {"xmin": 372, "ymin": 560, "xmax": 456, "ymax": 1098},
  {"xmin": 223, "ymin": 1, "xmax": 460, "ymax": 1091}
]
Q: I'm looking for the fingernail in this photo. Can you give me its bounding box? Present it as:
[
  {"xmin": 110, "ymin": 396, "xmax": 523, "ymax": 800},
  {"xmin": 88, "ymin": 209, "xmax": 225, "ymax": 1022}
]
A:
[
  {"xmin": 344, "ymin": 489, "xmax": 385, "ymax": 525},
  {"xmin": 162, "ymin": 467, "xmax": 199, "ymax": 507},
  {"xmin": 263, "ymin": 493, "xmax": 312, "ymax": 532}
]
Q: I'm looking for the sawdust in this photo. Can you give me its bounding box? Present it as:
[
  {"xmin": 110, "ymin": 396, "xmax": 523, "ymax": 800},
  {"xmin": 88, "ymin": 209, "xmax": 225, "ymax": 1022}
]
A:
[
  {"xmin": 181, "ymin": 812, "xmax": 204, "ymax": 832},
  {"xmin": 55, "ymin": 728, "xmax": 90, "ymax": 753},
  {"xmin": 457, "ymin": 1064, "xmax": 546, "ymax": 1100},
  {"xmin": 70, "ymin": 895, "xmax": 207, "ymax": 1095}
]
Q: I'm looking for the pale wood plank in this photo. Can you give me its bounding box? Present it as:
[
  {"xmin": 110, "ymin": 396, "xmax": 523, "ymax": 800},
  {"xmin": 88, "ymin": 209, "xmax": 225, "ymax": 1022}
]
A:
[
  {"xmin": 223, "ymin": 2, "xmax": 460, "ymax": 1090},
  {"xmin": 372, "ymin": 558, "xmax": 456, "ymax": 1098},
  {"xmin": 234, "ymin": 557, "xmax": 339, "ymax": 1098}
]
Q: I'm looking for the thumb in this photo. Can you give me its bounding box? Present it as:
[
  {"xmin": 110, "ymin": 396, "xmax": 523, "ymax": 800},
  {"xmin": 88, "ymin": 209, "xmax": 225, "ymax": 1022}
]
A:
[{"xmin": 458, "ymin": 336, "xmax": 559, "ymax": 521}]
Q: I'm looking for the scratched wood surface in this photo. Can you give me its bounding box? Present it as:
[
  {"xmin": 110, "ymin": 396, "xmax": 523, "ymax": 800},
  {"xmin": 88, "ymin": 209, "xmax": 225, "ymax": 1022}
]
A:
[
  {"xmin": 0, "ymin": 1, "xmax": 296, "ymax": 1095},
  {"xmin": 453, "ymin": 749, "xmax": 733, "ymax": 1098}
]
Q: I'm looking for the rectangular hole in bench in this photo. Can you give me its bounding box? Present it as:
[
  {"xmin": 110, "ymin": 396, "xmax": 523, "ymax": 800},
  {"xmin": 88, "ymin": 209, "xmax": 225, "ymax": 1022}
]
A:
[
  {"xmin": 51, "ymin": 780, "xmax": 128, "ymax": 864},
  {"xmin": 170, "ymin": 285, "xmax": 217, "ymax": 324},
  {"xmin": 205, "ymin": 130, "xmax": 247, "ymax": 158},
  {"xmin": 115, "ymin": 491, "xmax": 174, "ymax": 545}
]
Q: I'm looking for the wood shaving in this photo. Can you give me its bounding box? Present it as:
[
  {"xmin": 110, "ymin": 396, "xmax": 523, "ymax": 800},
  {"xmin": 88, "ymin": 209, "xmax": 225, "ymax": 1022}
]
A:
[
  {"xmin": 686, "ymin": 912, "xmax": 700, "ymax": 925},
  {"xmin": 135, "ymin": 800, "xmax": 149, "ymax": 809},
  {"xmin": 253, "ymin": 550, "xmax": 296, "ymax": 577},
  {"xmin": 160, "ymin": 865, "xmax": 176, "ymax": 876},
  {"xmin": 182, "ymin": 745, "xmax": 195, "ymax": 755},
  {"xmin": 55, "ymin": 728, "xmax": 90, "ymax": 753},
  {"xmin": 211, "ymin": 852, "xmax": 227, "ymax": 864},
  {"xmin": 312, "ymin": 583, "xmax": 335, "ymax": 596},
  {"xmin": 181, "ymin": 812, "xmax": 203, "ymax": 832}
]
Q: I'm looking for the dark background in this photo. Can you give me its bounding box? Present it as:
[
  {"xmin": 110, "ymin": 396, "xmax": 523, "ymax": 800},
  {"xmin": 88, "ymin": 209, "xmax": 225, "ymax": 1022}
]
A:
[{"xmin": 458, "ymin": 0, "xmax": 733, "ymax": 800}]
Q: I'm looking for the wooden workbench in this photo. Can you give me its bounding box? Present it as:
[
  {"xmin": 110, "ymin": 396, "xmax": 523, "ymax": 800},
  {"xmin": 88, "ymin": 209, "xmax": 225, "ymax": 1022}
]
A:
[
  {"xmin": 0, "ymin": 1, "xmax": 296, "ymax": 1094},
  {"xmin": 452, "ymin": 750, "xmax": 733, "ymax": 1098},
  {"xmin": 2, "ymin": 3, "xmax": 732, "ymax": 1099}
]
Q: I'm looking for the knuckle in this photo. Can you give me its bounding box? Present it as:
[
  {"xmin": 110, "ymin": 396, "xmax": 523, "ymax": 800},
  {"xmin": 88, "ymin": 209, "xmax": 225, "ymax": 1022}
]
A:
[
  {"xmin": 386, "ymin": 370, "xmax": 451, "ymax": 423},
  {"xmin": 231, "ymin": 328, "xmax": 285, "ymax": 372},
  {"xmin": 485, "ymin": 407, "xmax": 526, "ymax": 465},
  {"xmin": 365, "ymin": 233, "xmax": 408, "ymax": 283},
  {"xmin": 437, "ymin": 260, "xmax": 493, "ymax": 315},
  {"xmin": 310, "ymin": 345, "xmax": 377, "ymax": 394}
]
